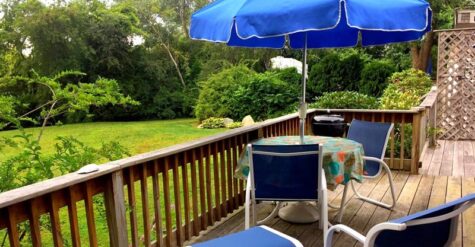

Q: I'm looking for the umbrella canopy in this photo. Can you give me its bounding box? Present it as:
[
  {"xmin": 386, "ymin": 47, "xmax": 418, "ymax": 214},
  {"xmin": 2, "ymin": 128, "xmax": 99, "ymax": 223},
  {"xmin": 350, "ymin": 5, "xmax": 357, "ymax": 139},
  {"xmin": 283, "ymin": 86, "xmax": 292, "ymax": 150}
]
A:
[
  {"xmin": 190, "ymin": 0, "xmax": 432, "ymax": 49},
  {"xmin": 190, "ymin": 0, "xmax": 432, "ymax": 143}
]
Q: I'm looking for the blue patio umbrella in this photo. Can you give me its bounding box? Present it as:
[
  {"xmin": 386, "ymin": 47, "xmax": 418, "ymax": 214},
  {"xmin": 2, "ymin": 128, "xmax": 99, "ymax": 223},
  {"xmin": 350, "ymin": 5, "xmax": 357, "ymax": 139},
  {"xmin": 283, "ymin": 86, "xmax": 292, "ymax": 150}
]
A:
[{"xmin": 190, "ymin": 0, "xmax": 432, "ymax": 143}]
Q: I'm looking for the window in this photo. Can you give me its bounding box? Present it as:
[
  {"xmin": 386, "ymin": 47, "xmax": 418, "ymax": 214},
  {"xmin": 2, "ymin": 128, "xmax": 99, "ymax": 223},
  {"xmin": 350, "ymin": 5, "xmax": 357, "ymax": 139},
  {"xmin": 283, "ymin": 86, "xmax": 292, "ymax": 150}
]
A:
[{"xmin": 460, "ymin": 13, "xmax": 470, "ymax": 23}]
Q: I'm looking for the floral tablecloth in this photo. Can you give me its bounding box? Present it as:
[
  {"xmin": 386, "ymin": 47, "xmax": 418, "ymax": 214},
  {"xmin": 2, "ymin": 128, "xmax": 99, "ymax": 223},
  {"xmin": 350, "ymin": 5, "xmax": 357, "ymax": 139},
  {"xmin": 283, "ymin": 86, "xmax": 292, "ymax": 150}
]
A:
[{"xmin": 236, "ymin": 135, "xmax": 364, "ymax": 190}]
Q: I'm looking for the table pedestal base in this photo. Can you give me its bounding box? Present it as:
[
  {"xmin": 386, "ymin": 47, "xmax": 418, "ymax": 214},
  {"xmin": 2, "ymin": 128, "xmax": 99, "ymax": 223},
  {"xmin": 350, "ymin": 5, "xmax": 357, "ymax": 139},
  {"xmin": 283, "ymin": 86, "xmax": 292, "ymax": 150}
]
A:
[{"xmin": 278, "ymin": 202, "xmax": 319, "ymax": 223}]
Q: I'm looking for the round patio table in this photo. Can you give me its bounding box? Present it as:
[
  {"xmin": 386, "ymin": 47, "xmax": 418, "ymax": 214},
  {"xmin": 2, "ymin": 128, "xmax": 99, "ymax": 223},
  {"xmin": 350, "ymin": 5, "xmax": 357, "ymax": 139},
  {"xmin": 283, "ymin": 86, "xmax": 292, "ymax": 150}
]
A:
[{"xmin": 236, "ymin": 135, "xmax": 365, "ymax": 223}]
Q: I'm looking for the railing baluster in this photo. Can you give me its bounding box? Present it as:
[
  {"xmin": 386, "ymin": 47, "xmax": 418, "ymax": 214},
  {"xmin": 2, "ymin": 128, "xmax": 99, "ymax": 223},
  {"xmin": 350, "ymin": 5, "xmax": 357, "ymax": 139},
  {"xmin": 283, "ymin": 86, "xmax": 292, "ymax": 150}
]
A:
[
  {"xmin": 390, "ymin": 114, "xmax": 396, "ymax": 168},
  {"xmin": 231, "ymin": 137, "xmax": 239, "ymax": 207},
  {"xmin": 219, "ymin": 141, "xmax": 228, "ymax": 215},
  {"xmin": 189, "ymin": 150, "xmax": 200, "ymax": 235},
  {"xmin": 197, "ymin": 147, "xmax": 207, "ymax": 230},
  {"xmin": 232, "ymin": 136, "xmax": 242, "ymax": 205},
  {"xmin": 162, "ymin": 158, "xmax": 173, "ymax": 246},
  {"xmin": 400, "ymin": 114, "xmax": 406, "ymax": 170},
  {"xmin": 212, "ymin": 143, "xmax": 222, "ymax": 221},
  {"xmin": 50, "ymin": 193, "xmax": 64, "ymax": 247},
  {"xmin": 7, "ymin": 207, "xmax": 20, "ymax": 247},
  {"xmin": 205, "ymin": 145, "xmax": 214, "ymax": 226},
  {"xmin": 84, "ymin": 182, "xmax": 98, "ymax": 247},
  {"xmin": 29, "ymin": 198, "xmax": 42, "ymax": 247},
  {"xmin": 152, "ymin": 160, "xmax": 164, "ymax": 247},
  {"xmin": 182, "ymin": 153, "xmax": 191, "ymax": 240},
  {"xmin": 225, "ymin": 140, "xmax": 234, "ymax": 211},
  {"xmin": 140, "ymin": 163, "xmax": 151, "ymax": 247},
  {"xmin": 238, "ymin": 135, "xmax": 245, "ymax": 204},
  {"xmin": 127, "ymin": 167, "xmax": 139, "ymax": 247},
  {"xmin": 67, "ymin": 187, "xmax": 81, "ymax": 247},
  {"xmin": 173, "ymin": 155, "xmax": 183, "ymax": 246}
]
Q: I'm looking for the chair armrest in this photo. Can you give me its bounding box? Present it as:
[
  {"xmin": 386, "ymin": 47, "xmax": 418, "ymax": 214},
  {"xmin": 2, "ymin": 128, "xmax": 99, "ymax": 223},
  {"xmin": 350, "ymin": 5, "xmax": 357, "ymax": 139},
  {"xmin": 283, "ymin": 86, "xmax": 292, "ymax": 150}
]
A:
[
  {"xmin": 325, "ymin": 224, "xmax": 365, "ymax": 247},
  {"xmin": 363, "ymin": 156, "xmax": 385, "ymax": 164}
]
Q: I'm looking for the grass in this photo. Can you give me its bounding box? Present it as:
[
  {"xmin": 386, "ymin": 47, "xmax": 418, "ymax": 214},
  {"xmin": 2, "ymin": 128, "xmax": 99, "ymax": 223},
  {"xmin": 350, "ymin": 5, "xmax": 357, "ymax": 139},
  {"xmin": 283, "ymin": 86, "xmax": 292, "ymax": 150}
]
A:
[
  {"xmin": 0, "ymin": 119, "xmax": 229, "ymax": 246},
  {"xmin": 0, "ymin": 119, "xmax": 226, "ymax": 160}
]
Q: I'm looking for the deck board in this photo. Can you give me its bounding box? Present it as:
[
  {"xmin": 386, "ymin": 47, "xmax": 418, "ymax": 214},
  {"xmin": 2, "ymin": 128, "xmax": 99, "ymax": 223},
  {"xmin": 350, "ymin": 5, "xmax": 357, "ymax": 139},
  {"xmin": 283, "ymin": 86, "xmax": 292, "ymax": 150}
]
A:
[
  {"xmin": 185, "ymin": 171, "xmax": 475, "ymax": 247},
  {"xmin": 421, "ymin": 140, "xmax": 475, "ymax": 178}
]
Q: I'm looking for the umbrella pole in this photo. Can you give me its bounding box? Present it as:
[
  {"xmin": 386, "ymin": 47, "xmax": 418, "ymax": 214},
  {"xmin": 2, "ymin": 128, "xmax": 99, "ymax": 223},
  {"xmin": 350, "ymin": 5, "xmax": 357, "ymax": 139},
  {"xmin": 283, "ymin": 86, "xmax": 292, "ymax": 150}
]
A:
[{"xmin": 299, "ymin": 33, "xmax": 308, "ymax": 144}]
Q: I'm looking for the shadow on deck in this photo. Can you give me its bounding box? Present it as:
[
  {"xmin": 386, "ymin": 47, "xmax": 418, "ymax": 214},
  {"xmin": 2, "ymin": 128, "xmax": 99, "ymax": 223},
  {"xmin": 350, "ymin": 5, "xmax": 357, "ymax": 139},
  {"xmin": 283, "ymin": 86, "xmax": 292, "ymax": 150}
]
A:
[{"xmin": 187, "ymin": 171, "xmax": 475, "ymax": 247}]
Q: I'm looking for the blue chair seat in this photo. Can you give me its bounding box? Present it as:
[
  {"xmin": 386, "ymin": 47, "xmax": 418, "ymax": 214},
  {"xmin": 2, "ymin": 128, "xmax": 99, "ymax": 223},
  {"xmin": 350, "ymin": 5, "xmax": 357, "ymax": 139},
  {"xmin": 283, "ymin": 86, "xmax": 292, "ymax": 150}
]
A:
[
  {"xmin": 326, "ymin": 193, "xmax": 475, "ymax": 247},
  {"xmin": 190, "ymin": 226, "xmax": 303, "ymax": 247}
]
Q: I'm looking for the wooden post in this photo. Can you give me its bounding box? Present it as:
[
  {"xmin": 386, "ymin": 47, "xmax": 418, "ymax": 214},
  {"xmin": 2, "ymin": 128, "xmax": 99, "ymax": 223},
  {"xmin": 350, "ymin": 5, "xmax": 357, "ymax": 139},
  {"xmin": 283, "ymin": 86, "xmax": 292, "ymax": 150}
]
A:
[
  {"xmin": 104, "ymin": 171, "xmax": 128, "ymax": 247},
  {"xmin": 411, "ymin": 110, "xmax": 422, "ymax": 174}
]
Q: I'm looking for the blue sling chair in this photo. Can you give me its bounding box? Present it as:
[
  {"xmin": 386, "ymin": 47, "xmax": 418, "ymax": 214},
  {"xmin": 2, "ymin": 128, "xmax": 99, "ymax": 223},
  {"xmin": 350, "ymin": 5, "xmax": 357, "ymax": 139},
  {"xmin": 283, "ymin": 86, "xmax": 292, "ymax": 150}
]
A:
[
  {"xmin": 326, "ymin": 193, "xmax": 475, "ymax": 247},
  {"xmin": 189, "ymin": 144, "xmax": 328, "ymax": 247},
  {"xmin": 337, "ymin": 120, "xmax": 396, "ymax": 222}
]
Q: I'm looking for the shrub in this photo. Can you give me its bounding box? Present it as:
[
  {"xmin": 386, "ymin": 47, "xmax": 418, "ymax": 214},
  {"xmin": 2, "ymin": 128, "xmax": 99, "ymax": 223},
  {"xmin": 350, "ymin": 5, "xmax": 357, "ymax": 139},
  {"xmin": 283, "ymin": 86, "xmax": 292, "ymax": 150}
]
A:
[
  {"xmin": 273, "ymin": 67, "xmax": 301, "ymax": 86},
  {"xmin": 359, "ymin": 60, "xmax": 396, "ymax": 97},
  {"xmin": 380, "ymin": 69, "xmax": 433, "ymax": 159},
  {"xmin": 200, "ymin": 117, "xmax": 226, "ymax": 129},
  {"xmin": 226, "ymin": 122, "xmax": 242, "ymax": 129},
  {"xmin": 308, "ymin": 53, "xmax": 364, "ymax": 97},
  {"xmin": 230, "ymin": 71, "xmax": 299, "ymax": 121},
  {"xmin": 380, "ymin": 69, "xmax": 432, "ymax": 110},
  {"xmin": 195, "ymin": 65, "xmax": 255, "ymax": 120},
  {"xmin": 309, "ymin": 91, "xmax": 379, "ymax": 109}
]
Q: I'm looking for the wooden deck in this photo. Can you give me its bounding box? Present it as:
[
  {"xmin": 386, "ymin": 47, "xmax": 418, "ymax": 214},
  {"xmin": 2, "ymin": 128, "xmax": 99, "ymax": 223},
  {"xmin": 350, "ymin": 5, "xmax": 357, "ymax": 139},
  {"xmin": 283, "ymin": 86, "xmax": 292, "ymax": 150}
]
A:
[
  {"xmin": 420, "ymin": 140, "xmax": 475, "ymax": 177},
  {"xmin": 186, "ymin": 171, "xmax": 475, "ymax": 247}
]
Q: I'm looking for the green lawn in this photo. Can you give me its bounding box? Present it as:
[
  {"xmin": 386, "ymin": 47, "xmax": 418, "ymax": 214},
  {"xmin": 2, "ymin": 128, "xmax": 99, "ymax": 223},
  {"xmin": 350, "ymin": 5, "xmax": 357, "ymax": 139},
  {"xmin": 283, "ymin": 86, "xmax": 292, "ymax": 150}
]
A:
[{"xmin": 0, "ymin": 119, "xmax": 226, "ymax": 160}]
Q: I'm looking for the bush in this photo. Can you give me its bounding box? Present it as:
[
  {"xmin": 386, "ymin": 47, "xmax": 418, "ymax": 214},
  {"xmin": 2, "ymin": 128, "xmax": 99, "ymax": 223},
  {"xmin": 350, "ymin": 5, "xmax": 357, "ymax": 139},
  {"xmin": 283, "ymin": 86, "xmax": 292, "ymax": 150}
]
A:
[
  {"xmin": 380, "ymin": 69, "xmax": 433, "ymax": 159},
  {"xmin": 230, "ymin": 71, "xmax": 299, "ymax": 121},
  {"xmin": 273, "ymin": 67, "xmax": 301, "ymax": 86},
  {"xmin": 226, "ymin": 122, "xmax": 242, "ymax": 129},
  {"xmin": 380, "ymin": 69, "xmax": 432, "ymax": 110},
  {"xmin": 200, "ymin": 117, "xmax": 226, "ymax": 129},
  {"xmin": 307, "ymin": 53, "xmax": 364, "ymax": 97},
  {"xmin": 359, "ymin": 60, "xmax": 396, "ymax": 97},
  {"xmin": 309, "ymin": 91, "xmax": 379, "ymax": 109},
  {"xmin": 195, "ymin": 65, "xmax": 255, "ymax": 120}
]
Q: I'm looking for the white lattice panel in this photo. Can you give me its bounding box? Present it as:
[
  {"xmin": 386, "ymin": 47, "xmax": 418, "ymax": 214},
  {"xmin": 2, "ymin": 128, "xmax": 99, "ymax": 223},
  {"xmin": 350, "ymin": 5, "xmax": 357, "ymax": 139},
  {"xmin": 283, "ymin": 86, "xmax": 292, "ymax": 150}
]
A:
[{"xmin": 437, "ymin": 29, "xmax": 475, "ymax": 140}]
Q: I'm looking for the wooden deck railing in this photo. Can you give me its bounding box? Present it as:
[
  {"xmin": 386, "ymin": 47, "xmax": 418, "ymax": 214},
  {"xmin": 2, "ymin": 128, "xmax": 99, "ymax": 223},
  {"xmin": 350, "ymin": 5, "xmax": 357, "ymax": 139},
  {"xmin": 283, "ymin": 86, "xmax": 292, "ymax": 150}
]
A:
[{"xmin": 0, "ymin": 90, "xmax": 437, "ymax": 247}]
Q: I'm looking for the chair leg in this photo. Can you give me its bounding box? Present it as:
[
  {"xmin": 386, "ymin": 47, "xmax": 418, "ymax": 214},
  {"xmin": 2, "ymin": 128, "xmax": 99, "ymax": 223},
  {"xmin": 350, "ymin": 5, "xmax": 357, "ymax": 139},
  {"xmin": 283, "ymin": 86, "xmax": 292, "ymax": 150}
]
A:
[
  {"xmin": 336, "ymin": 183, "xmax": 350, "ymax": 223},
  {"xmin": 351, "ymin": 167, "xmax": 396, "ymax": 209},
  {"xmin": 245, "ymin": 176, "xmax": 252, "ymax": 229}
]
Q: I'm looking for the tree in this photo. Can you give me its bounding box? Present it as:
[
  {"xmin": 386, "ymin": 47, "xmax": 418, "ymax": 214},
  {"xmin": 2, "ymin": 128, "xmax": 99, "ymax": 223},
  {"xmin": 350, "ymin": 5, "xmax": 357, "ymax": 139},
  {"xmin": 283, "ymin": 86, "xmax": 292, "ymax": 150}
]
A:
[{"xmin": 411, "ymin": 0, "xmax": 470, "ymax": 71}]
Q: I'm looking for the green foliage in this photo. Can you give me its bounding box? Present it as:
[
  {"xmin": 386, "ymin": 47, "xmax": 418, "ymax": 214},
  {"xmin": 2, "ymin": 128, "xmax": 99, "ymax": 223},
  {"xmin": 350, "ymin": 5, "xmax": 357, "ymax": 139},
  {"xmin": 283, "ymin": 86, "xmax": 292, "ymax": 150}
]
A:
[
  {"xmin": 310, "ymin": 91, "xmax": 379, "ymax": 109},
  {"xmin": 359, "ymin": 60, "xmax": 396, "ymax": 97},
  {"xmin": 273, "ymin": 67, "xmax": 301, "ymax": 86},
  {"xmin": 380, "ymin": 69, "xmax": 433, "ymax": 110},
  {"xmin": 0, "ymin": 130, "xmax": 131, "ymax": 193},
  {"xmin": 195, "ymin": 65, "xmax": 255, "ymax": 120},
  {"xmin": 200, "ymin": 117, "xmax": 226, "ymax": 129},
  {"xmin": 195, "ymin": 66, "xmax": 300, "ymax": 121},
  {"xmin": 226, "ymin": 122, "xmax": 243, "ymax": 129},
  {"xmin": 0, "ymin": 95, "xmax": 20, "ymax": 128},
  {"xmin": 380, "ymin": 69, "xmax": 433, "ymax": 159},
  {"xmin": 308, "ymin": 53, "xmax": 364, "ymax": 97},
  {"xmin": 230, "ymin": 71, "xmax": 299, "ymax": 121}
]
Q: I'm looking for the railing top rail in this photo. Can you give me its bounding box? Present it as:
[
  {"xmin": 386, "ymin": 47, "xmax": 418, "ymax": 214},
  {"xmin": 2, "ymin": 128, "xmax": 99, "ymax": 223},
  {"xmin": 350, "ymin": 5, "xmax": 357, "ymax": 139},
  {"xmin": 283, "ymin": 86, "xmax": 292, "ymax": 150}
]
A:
[
  {"xmin": 0, "ymin": 107, "xmax": 428, "ymax": 208},
  {"xmin": 309, "ymin": 108, "xmax": 423, "ymax": 114},
  {"xmin": 419, "ymin": 88, "xmax": 438, "ymax": 108}
]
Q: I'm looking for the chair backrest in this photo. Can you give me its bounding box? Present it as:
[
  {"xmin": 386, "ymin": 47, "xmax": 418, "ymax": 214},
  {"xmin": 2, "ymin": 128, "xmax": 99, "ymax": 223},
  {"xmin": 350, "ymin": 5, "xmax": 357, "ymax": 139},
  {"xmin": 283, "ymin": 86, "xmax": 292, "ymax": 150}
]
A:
[
  {"xmin": 248, "ymin": 144, "xmax": 322, "ymax": 201},
  {"xmin": 347, "ymin": 120, "xmax": 393, "ymax": 176},
  {"xmin": 370, "ymin": 193, "xmax": 475, "ymax": 247}
]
